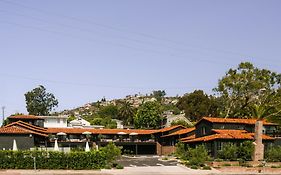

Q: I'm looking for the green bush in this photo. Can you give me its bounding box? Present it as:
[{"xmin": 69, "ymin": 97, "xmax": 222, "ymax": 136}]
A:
[
  {"xmin": 116, "ymin": 164, "xmax": 124, "ymax": 169},
  {"xmin": 218, "ymin": 143, "xmax": 238, "ymax": 160},
  {"xmin": 188, "ymin": 145, "xmax": 209, "ymax": 166},
  {"xmin": 100, "ymin": 142, "xmax": 122, "ymax": 164},
  {"xmin": 190, "ymin": 165, "xmax": 198, "ymax": 169},
  {"xmin": 0, "ymin": 143, "xmax": 121, "ymax": 170},
  {"xmin": 265, "ymin": 146, "xmax": 281, "ymax": 162},
  {"xmin": 175, "ymin": 142, "xmax": 189, "ymax": 160},
  {"xmin": 237, "ymin": 141, "xmax": 253, "ymax": 161},
  {"xmin": 222, "ymin": 163, "xmax": 231, "ymax": 167},
  {"xmin": 202, "ymin": 165, "xmax": 212, "ymax": 170}
]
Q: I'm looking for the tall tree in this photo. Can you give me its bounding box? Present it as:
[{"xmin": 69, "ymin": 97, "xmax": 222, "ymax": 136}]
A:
[
  {"xmin": 118, "ymin": 101, "xmax": 135, "ymax": 126},
  {"xmin": 214, "ymin": 62, "xmax": 281, "ymax": 118},
  {"xmin": 151, "ymin": 90, "xmax": 166, "ymax": 101},
  {"xmin": 134, "ymin": 101, "xmax": 162, "ymax": 129},
  {"xmin": 25, "ymin": 85, "xmax": 59, "ymax": 116},
  {"xmin": 177, "ymin": 90, "xmax": 219, "ymax": 121}
]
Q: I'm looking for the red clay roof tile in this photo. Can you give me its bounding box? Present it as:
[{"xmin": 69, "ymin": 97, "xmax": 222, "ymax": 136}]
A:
[
  {"xmin": 161, "ymin": 127, "xmax": 195, "ymax": 138},
  {"xmin": 198, "ymin": 117, "xmax": 277, "ymax": 126},
  {"xmin": 9, "ymin": 115, "xmax": 43, "ymax": 120}
]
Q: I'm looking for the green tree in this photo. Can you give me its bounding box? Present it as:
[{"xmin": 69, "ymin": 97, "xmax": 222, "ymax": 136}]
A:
[
  {"xmin": 118, "ymin": 101, "xmax": 135, "ymax": 126},
  {"xmin": 97, "ymin": 105, "xmax": 119, "ymax": 119},
  {"xmin": 24, "ymin": 85, "xmax": 59, "ymax": 116},
  {"xmin": 171, "ymin": 119, "xmax": 193, "ymax": 128},
  {"xmin": 151, "ymin": 90, "xmax": 166, "ymax": 101},
  {"xmin": 134, "ymin": 101, "xmax": 162, "ymax": 129},
  {"xmin": 177, "ymin": 90, "xmax": 219, "ymax": 121},
  {"xmin": 214, "ymin": 62, "xmax": 281, "ymax": 118},
  {"xmin": 67, "ymin": 115, "xmax": 76, "ymax": 122}
]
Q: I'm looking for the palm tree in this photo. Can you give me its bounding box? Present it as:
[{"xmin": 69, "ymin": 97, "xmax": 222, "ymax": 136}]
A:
[
  {"xmin": 118, "ymin": 101, "xmax": 135, "ymax": 126},
  {"xmin": 250, "ymin": 89, "xmax": 281, "ymax": 161}
]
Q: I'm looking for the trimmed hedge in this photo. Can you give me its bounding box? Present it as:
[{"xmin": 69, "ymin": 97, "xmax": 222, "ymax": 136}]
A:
[
  {"xmin": 0, "ymin": 150, "xmax": 107, "ymax": 169},
  {"xmin": 0, "ymin": 143, "xmax": 121, "ymax": 169}
]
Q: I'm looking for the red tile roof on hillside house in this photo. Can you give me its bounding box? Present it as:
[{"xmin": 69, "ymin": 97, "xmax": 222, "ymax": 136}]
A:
[
  {"xmin": 154, "ymin": 125, "xmax": 186, "ymax": 134},
  {"xmin": 198, "ymin": 117, "xmax": 278, "ymax": 126},
  {"xmin": 9, "ymin": 115, "xmax": 43, "ymax": 120},
  {"xmin": 161, "ymin": 127, "xmax": 195, "ymax": 138},
  {"xmin": 46, "ymin": 128, "xmax": 157, "ymax": 135},
  {"xmin": 183, "ymin": 131, "xmax": 274, "ymax": 143},
  {"xmin": 0, "ymin": 125, "xmax": 48, "ymax": 137}
]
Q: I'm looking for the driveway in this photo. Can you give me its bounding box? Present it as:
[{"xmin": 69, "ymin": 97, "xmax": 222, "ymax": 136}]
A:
[{"xmin": 117, "ymin": 155, "xmax": 178, "ymax": 167}]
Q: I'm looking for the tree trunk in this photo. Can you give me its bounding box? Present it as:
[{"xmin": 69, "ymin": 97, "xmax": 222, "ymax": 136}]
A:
[{"xmin": 252, "ymin": 120, "xmax": 264, "ymax": 162}]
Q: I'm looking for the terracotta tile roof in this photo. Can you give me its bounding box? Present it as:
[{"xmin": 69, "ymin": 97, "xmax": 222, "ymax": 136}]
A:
[
  {"xmin": 5, "ymin": 121, "xmax": 47, "ymax": 133},
  {"xmin": 161, "ymin": 127, "xmax": 195, "ymax": 138},
  {"xmin": 212, "ymin": 129, "xmax": 248, "ymax": 134},
  {"xmin": 9, "ymin": 115, "xmax": 43, "ymax": 120},
  {"xmin": 153, "ymin": 125, "xmax": 186, "ymax": 134},
  {"xmin": 183, "ymin": 132, "xmax": 274, "ymax": 143},
  {"xmin": 0, "ymin": 126, "xmax": 48, "ymax": 137},
  {"xmin": 198, "ymin": 117, "xmax": 278, "ymax": 126},
  {"xmin": 180, "ymin": 134, "xmax": 196, "ymax": 141},
  {"xmin": 46, "ymin": 128, "xmax": 157, "ymax": 135}
]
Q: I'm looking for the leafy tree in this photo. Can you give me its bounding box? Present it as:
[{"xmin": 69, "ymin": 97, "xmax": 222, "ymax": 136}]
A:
[
  {"xmin": 90, "ymin": 117, "xmax": 117, "ymax": 129},
  {"xmin": 67, "ymin": 115, "xmax": 76, "ymax": 122},
  {"xmin": 134, "ymin": 101, "xmax": 163, "ymax": 129},
  {"xmin": 97, "ymin": 105, "xmax": 119, "ymax": 119},
  {"xmin": 151, "ymin": 90, "xmax": 166, "ymax": 101},
  {"xmin": 171, "ymin": 119, "xmax": 193, "ymax": 128},
  {"xmin": 177, "ymin": 90, "xmax": 219, "ymax": 121},
  {"xmin": 162, "ymin": 104, "xmax": 181, "ymax": 115},
  {"xmin": 24, "ymin": 85, "xmax": 58, "ymax": 116},
  {"xmin": 118, "ymin": 101, "xmax": 135, "ymax": 126},
  {"xmin": 214, "ymin": 62, "xmax": 281, "ymax": 118},
  {"xmin": 1, "ymin": 118, "xmax": 10, "ymax": 126}
]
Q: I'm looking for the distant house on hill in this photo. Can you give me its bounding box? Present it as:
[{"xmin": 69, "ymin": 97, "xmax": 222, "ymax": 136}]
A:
[
  {"xmin": 69, "ymin": 117, "xmax": 91, "ymax": 128},
  {"xmin": 162, "ymin": 111, "xmax": 192, "ymax": 127}
]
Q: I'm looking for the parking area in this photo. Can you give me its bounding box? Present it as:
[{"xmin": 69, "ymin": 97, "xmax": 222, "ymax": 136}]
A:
[{"xmin": 117, "ymin": 155, "xmax": 178, "ymax": 167}]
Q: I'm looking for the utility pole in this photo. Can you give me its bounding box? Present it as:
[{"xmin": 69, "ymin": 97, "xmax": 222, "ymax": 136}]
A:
[{"xmin": 2, "ymin": 106, "xmax": 4, "ymax": 124}]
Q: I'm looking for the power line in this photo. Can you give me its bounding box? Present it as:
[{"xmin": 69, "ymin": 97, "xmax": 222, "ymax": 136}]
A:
[
  {"xmin": 0, "ymin": 0, "xmax": 275, "ymax": 64},
  {"xmin": 0, "ymin": 20, "xmax": 233, "ymax": 66},
  {"xmin": 0, "ymin": 72, "xmax": 212, "ymax": 90},
  {"xmin": 0, "ymin": 8, "xmax": 235, "ymax": 65}
]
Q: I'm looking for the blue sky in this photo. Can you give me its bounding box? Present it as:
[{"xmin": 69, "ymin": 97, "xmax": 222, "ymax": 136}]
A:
[{"xmin": 0, "ymin": 0, "xmax": 281, "ymax": 119}]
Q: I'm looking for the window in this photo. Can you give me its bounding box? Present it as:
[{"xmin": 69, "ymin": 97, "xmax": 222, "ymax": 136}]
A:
[
  {"xmin": 217, "ymin": 141, "xmax": 223, "ymax": 150},
  {"xmin": 202, "ymin": 127, "xmax": 206, "ymax": 135}
]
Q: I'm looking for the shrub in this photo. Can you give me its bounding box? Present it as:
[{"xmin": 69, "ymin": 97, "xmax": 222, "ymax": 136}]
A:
[
  {"xmin": 222, "ymin": 163, "xmax": 231, "ymax": 167},
  {"xmin": 265, "ymin": 146, "xmax": 281, "ymax": 162},
  {"xmin": 100, "ymin": 142, "xmax": 122, "ymax": 164},
  {"xmin": 116, "ymin": 164, "xmax": 124, "ymax": 169},
  {"xmin": 190, "ymin": 165, "xmax": 198, "ymax": 169},
  {"xmin": 237, "ymin": 141, "xmax": 253, "ymax": 161},
  {"xmin": 0, "ymin": 143, "xmax": 121, "ymax": 170},
  {"xmin": 202, "ymin": 165, "xmax": 212, "ymax": 170},
  {"xmin": 175, "ymin": 142, "xmax": 189, "ymax": 160},
  {"xmin": 218, "ymin": 143, "xmax": 238, "ymax": 160},
  {"xmin": 188, "ymin": 145, "xmax": 209, "ymax": 166}
]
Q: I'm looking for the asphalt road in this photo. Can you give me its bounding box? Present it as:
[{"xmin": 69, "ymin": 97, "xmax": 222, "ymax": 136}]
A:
[{"xmin": 117, "ymin": 155, "xmax": 178, "ymax": 167}]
